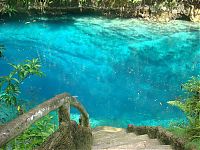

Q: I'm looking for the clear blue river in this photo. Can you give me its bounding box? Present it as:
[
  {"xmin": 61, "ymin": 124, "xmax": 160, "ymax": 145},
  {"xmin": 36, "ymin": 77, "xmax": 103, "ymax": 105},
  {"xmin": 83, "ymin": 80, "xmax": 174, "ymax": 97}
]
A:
[{"xmin": 0, "ymin": 15, "xmax": 200, "ymax": 127}]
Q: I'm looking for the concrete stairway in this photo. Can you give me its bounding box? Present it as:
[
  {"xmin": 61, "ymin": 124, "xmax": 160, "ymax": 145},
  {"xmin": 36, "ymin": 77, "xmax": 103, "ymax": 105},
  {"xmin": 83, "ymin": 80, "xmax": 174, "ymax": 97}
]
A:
[{"xmin": 92, "ymin": 126, "xmax": 173, "ymax": 150}]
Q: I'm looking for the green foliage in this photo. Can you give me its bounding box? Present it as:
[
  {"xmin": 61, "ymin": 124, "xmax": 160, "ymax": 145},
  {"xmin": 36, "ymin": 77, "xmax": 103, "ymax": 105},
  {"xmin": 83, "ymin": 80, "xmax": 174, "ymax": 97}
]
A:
[
  {"xmin": 185, "ymin": 139, "xmax": 200, "ymax": 150},
  {"xmin": 167, "ymin": 76, "xmax": 200, "ymax": 141},
  {"xmin": 0, "ymin": 58, "xmax": 49, "ymax": 149},
  {"xmin": 6, "ymin": 115, "xmax": 57, "ymax": 150},
  {"xmin": 167, "ymin": 124, "xmax": 200, "ymax": 149},
  {"xmin": 0, "ymin": 0, "xmax": 179, "ymax": 12},
  {"xmin": 0, "ymin": 0, "xmax": 198, "ymax": 12},
  {"xmin": 1, "ymin": 5, "xmax": 17, "ymax": 17},
  {"xmin": 168, "ymin": 0, "xmax": 178, "ymax": 8},
  {"xmin": 0, "ymin": 59, "xmax": 44, "ymax": 110},
  {"xmin": 182, "ymin": 76, "xmax": 200, "ymax": 94},
  {"xmin": 129, "ymin": 0, "xmax": 142, "ymax": 4},
  {"xmin": 168, "ymin": 125, "xmax": 187, "ymax": 138}
]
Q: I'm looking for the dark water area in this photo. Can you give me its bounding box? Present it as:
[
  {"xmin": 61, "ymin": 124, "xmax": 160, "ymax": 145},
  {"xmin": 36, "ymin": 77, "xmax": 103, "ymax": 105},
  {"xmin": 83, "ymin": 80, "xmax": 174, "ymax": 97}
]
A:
[{"xmin": 0, "ymin": 15, "xmax": 199, "ymax": 127}]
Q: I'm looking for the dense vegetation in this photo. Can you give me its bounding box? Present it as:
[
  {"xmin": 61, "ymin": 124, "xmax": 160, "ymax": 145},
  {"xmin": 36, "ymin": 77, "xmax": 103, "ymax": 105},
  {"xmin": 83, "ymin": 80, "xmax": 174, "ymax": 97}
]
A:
[
  {"xmin": 0, "ymin": 0, "xmax": 199, "ymax": 15},
  {"xmin": 0, "ymin": 48, "xmax": 56, "ymax": 150},
  {"xmin": 168, "ymin": 77, "xmax": 200, "ymax": 149},
  {"xmin": 0, "ymin": 0, "xmax": 199, "ymax": 22},
  {"xmin": 0, "ymin": 44, "xmax": 59, "ymax": 150},
  {"xmin": 2, "ymin": 0, "xmax": 199, "ymax": 8}
]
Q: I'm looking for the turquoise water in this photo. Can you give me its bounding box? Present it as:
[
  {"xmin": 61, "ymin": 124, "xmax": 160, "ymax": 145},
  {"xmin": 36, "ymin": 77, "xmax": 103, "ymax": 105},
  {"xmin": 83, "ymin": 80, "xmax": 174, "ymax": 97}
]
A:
[{"xmin": 0, "ymin": 15, "xmax": 200, "ymax": 127}]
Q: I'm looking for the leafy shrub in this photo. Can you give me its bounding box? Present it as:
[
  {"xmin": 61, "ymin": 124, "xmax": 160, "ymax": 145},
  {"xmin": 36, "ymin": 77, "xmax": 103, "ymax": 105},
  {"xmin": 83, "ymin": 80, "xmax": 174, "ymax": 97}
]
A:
[
  {"xmin": 3, "ymin": 115, "xmax": 57, "ymax": 150},
  {"xmin": 168, "ymin": 76, "xmax": 200, "ymax": 140},
  {"xmin": 0, "ymin": 58, "xmax": 44, "ymax": 113},
  {"xmin": 0, "ymin": 58, "xmax": 53, "ymax": 149},
  {"xmin": 1, "ymin": 5, "xmax": 17, "ymax": 17}
]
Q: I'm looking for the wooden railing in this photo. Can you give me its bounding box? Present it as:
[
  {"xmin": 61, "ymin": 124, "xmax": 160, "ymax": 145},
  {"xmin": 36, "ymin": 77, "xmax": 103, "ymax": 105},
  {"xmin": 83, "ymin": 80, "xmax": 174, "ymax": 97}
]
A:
[{"xmin": 0, "ymin": 93, "xmax": 90, "ymax": 147}]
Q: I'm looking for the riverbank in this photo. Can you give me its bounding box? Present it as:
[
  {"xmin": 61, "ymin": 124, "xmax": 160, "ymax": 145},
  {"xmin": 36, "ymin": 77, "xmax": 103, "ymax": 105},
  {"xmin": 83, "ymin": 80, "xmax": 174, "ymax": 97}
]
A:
[{"xmin": 0, "ymin": 0, "xmax": 200, "ymax": 23}]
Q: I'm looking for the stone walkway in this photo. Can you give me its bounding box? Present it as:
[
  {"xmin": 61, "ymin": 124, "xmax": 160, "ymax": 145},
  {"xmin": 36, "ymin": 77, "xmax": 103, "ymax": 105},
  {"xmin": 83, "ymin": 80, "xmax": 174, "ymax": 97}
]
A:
[{"xmin": 92, "ymin": 126, "xmax": 173, "ymax": 150}]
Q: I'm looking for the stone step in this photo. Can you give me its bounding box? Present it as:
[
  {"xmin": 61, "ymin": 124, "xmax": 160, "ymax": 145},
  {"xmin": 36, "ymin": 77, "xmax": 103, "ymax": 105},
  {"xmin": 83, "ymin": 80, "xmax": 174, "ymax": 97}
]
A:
[
  {"xmin": 93, "ymin": 139, "xmax": 162, "ymax": 149},
  {"xmin": 92, "ymin": 126, "xmax": 173, "ymax": 150},
  {"xmin": 93, "ymin": 130, "xmax": 128, "ymax": 140},
  {"xmin": 93, "ymin": 132, "xmax": 138, "ymax": 141},
  {"xmin": 93, "ymin": 145, "xmax": 172, "ymax": 150},
  {"xmin": 109, "ymin": 144, "xmax": 172, "ymax": 150},
  {"xmin": 93, "ymin": 134, "xmax": 151, "ymax": 145},
  {"xmin": 93, "ymin": 143, "xmax": 172, "ymax": 150}
]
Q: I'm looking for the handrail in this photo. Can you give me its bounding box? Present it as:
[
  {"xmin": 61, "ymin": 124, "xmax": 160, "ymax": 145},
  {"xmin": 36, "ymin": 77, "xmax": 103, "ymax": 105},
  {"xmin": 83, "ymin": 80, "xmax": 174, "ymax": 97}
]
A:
[{"xmin": 0, "ymin": 93, "xmax": 90, "ymax": 147}]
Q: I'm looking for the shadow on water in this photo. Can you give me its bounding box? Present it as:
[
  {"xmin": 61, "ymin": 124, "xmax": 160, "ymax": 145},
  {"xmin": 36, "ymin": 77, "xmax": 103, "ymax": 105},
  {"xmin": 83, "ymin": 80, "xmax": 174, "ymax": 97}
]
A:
[{"xmin": 0, "ymin": 14, "xmax": 77, "ymax": 28}]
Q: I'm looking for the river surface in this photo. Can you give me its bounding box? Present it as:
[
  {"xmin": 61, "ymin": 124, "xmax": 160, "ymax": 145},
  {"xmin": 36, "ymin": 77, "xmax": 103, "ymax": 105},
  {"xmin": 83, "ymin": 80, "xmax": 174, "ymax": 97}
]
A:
[{"xmin": 0, "ymin": 15, "xmax": 200, "ymax": 127}]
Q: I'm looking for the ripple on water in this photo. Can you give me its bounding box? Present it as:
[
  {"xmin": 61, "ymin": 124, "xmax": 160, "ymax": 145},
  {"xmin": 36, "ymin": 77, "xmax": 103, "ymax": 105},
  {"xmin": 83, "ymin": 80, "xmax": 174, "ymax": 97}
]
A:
[{"xmin": 0, "ymin": 15, "xmax": 199, "ymax": 126}]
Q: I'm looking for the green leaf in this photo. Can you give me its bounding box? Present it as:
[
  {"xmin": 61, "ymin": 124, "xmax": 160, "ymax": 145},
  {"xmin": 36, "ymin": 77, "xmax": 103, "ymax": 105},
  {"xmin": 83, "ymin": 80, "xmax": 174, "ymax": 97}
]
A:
[{"xmin": 167, "ymin": 100, "xmax": 187, "ymax": 112}]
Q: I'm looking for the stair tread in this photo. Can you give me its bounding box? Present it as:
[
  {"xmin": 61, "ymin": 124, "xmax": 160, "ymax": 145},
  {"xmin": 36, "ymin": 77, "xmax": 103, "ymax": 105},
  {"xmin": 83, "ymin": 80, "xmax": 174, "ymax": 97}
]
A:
[
  {"xmin": 93, "ymin": 134, "xmax": 151, "ymax": 145},
  {"xmin": 93, "ymin": 133, "xmax": 146, "ymax": 142},
  {"xmin": 93, "ymin": 144, "xmax": 172, "ymax": 150},
  {"xmin": 93, "ymin": 139, "xmax": 165, "ymax": 149},
  {"xmin": 92, "ymin": 126, "xmax": 172, "ymax": 150}
]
